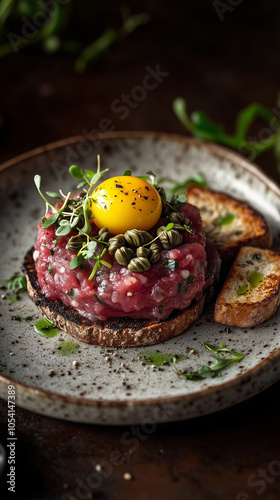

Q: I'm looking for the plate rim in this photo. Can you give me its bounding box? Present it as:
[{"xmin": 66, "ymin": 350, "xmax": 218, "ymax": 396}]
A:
[
  {"xmin": 1, "ymin": 130, "xmax": 280, "ymax": 196},
  {"xmin": 0, "ymin": 346, "xmax": 279, "ymax": 409},
  {"xmin": 1, "ymin": 130, "xmax": 280, "ymax": 412}
]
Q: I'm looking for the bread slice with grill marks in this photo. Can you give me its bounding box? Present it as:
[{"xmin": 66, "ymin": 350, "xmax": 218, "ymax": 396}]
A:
[
  {"xmin": 187, "ymin": 186, "xmax": 272, "ymax": 260},
  {"xmin": 214, "ymin": 246, "xmax": 280, "ymax": 327}
]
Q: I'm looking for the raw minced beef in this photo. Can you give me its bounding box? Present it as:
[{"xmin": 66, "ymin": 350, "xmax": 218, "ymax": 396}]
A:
[{"xmin": 34, "ymin": 203, "xmax": 216, "ymax": 321}]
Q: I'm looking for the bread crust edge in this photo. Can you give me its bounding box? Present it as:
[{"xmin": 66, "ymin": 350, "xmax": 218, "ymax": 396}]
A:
[{"xmin": 23, "ymin": 248, "xmax": 205, "ymax": 347}]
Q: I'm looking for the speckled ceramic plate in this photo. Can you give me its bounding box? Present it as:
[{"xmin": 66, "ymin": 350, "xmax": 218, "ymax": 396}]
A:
[{"xmin": 0, "ymin": 132, "xmax": 280, "ymax": 425}]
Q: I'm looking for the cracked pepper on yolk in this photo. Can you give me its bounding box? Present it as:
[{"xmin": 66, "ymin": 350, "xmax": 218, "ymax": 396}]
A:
[{"xmin": 89, "ymin": 176, "xmax": 162, "ymax": 234}]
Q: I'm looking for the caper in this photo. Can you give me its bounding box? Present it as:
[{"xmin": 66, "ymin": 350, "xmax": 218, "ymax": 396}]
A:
[
  {"xmin": 159, "ymin": 229, "xmax": 183, "ymax": 249},
  {"xmin": 114, "ymin": 247, "xmax": 134, "ymax": 266},
  {"xmin": 136, "ymin": 246, "xmax": 151, "ymax": 258},
  {"xmin": 127, "ymin": 257, "xmax": 151, "ymax": 272},
  {"xmin": 66, "ymin": 234, "xmax": 84, "ymax": 252},
  {"xmin": 98, "ymin": 227, "xmax": 110, "ymax": 242},
  {"xmin": 124, "ymin": 229, "xmax": 153, "ymax": 248},
  {"xmin": 108, "ymin": 234, "xmax": 126, "ymax": 255},
  {"xmin": 149, "ymin": 242, "xmax": 161, "ymax": 264},
  {"xmin": 156, "ymin": 226, "xmax": 167, "ymax": 236},
  {"xmin": 150, "ymin": 242, "xmax": 160, "ymax": 252},
  {"xmin": 150, "ymin": 252, "xmax": 161, "ymax": 265},
  {"xmin": 168, "ymin": 211, "xmax": 185, "ymax": 225},
  {"xmin": 75, "ymin": 215, "xmax": 85, "ymax": 229}
]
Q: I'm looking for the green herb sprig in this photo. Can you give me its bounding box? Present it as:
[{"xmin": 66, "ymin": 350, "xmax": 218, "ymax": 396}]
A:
[
  {"xmin": 140, "ymin": 342, "xmax": 244, "ymax": 381},
  {"xmin": 173, "ymin": 342, "xmax": 244, "ymax": 380},
  {"xmin": 0, "ymin": 275, "xmax": 27, "ymax": 303},
  {"xmin": 143, "ymin": 222, "xmax": 174, "ymax": 247},
  {"xmin": 68, "ymin": 231, "xmax": 112, "ymax": 280}
]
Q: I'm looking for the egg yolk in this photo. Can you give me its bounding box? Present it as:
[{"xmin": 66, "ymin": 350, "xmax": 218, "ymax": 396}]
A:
[{"xmin": 89, "ymin": 176, "xmax": 162, "ymax": 234}]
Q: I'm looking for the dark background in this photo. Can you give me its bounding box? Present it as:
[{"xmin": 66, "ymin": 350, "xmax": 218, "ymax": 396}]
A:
[{"xmin": 1, "ymin": 1, "xmax": 280, "ymax": 499}]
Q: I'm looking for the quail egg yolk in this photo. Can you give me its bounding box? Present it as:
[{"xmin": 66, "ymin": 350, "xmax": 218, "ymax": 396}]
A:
[{"xmin": 90, "ymin": 176, "xmax": 162, "ymax": 234}]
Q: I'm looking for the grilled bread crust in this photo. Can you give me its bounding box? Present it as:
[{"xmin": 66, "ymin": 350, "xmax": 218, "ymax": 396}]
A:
[
  {"xmin": 23, "ymin": 248, "xmax": 205, "ymax": 347},
  {"xmin": 214, "ymin": 246, "xmax": 280, "ymax": 327},
  {"xmin": 187, "ymin": 186, "xmax": 273, "ymax": 261}
]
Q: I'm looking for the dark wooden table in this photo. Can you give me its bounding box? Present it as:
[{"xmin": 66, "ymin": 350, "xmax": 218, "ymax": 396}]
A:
[{"xmin": 1, "ymin": 3, "xmax": 280, "ymax": 498}]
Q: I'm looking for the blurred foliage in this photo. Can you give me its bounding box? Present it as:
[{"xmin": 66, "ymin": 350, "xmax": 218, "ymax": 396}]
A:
[
  {"xmin": 174, "ymin": 96, "xmax": 280, "ymax": 172},
  {"xmin": 0, "ymin": 0, "xmax": 150, "ymax": 71}
]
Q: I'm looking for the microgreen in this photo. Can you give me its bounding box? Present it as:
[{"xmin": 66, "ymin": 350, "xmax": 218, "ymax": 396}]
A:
[
  {"xmin": 55, "ymin": 220, "xmax": 72, "ymax": 237},
  {"xmin": 88, "ymin": 248, "xmax": 112, "ymax": 281},
  {"xmin": 69, "ymin": 165, "xmax": 84, "ymax": 179},
  {"xmin": 81, "ymin": 203, "xmax": 92, "ymax": 235},
  {"xmin": 42, "ymin": 212, "xmax": 60, "ymax": 229},
  {"xmin": 34, "ymin": 175, "xmax": 57, "ymax": 214},
  {"xmin": 80, "ymin": 241, "xmax": 98, "ymax": 260},
  {"xmin": 69, "ymin": 155, "xmax": 108, "ymax": 197},
  {"xmin": 184, "ymin": 224, "xmax": 193, "ymax": 233},
  {"xmin": 46, "ymin": 191, "xmax": 63, "ymax": 200},
  {"xmin": 142, "ymin": 223, "xmax": 174, "ymax": 248},
  {"xmin": 138, "ymin": 170, "xmax": 157, "ymax": 186},
  {"xmin": 68, "ymin": 232, "xmax": 111, "ymax": 279},
  {"xmin": 69, "ymin": 254, "xmax": 84, "ymax": 270},
  {"xmin": 0, "ymin": 275, "xmax": 27, "ymax": 303}
]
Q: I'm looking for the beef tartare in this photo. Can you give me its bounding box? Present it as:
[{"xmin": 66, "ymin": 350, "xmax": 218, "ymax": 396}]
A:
[
  {"xmin": 34, "ymin": 202, "xmax": 211, "ymax": 321},
  {"xmin": 25, "ymin": 162, "xmax": 221, "ymax": 346}
]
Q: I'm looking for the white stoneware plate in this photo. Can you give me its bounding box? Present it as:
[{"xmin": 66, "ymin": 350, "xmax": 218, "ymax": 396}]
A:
[{"xmin": 0, "ymin": 131, "xmax": 280, "ymax": 425}]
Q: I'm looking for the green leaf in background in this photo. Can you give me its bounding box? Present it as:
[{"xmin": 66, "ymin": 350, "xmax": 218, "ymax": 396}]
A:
[
  {"xmin": 173, "ymin": 96, "xmax": 280, "ymax": 172},
  {"xmin": 75, "ymin": 27, "xmax": 117, "ymax": 73},
  {"xmin": 0, "ymin": 2, "xmax": 150, "ymax": 71},
  {"xmin": 75, "ymin": 6, "xmax": 150, "ymax": 72},
  {"xmin": 0, "ymin": 0, "xmax": 17, "ymax": 31},
  {"xmin": 166, "ymin": 172, "xmax": 208, "ymax": 195}
]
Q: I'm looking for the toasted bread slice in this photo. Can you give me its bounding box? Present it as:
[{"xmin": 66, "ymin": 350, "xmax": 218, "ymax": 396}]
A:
[
  {"xmin": 23, "ymin": 248, "xmax": 205, "ymax": 347},
  {"xmin": 214, "ymin": 247, "xmax": 280, "ymax": 327},
  {"xmin": 187, "ymin": 186, "xmax": 272, "ymax": 260}
]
